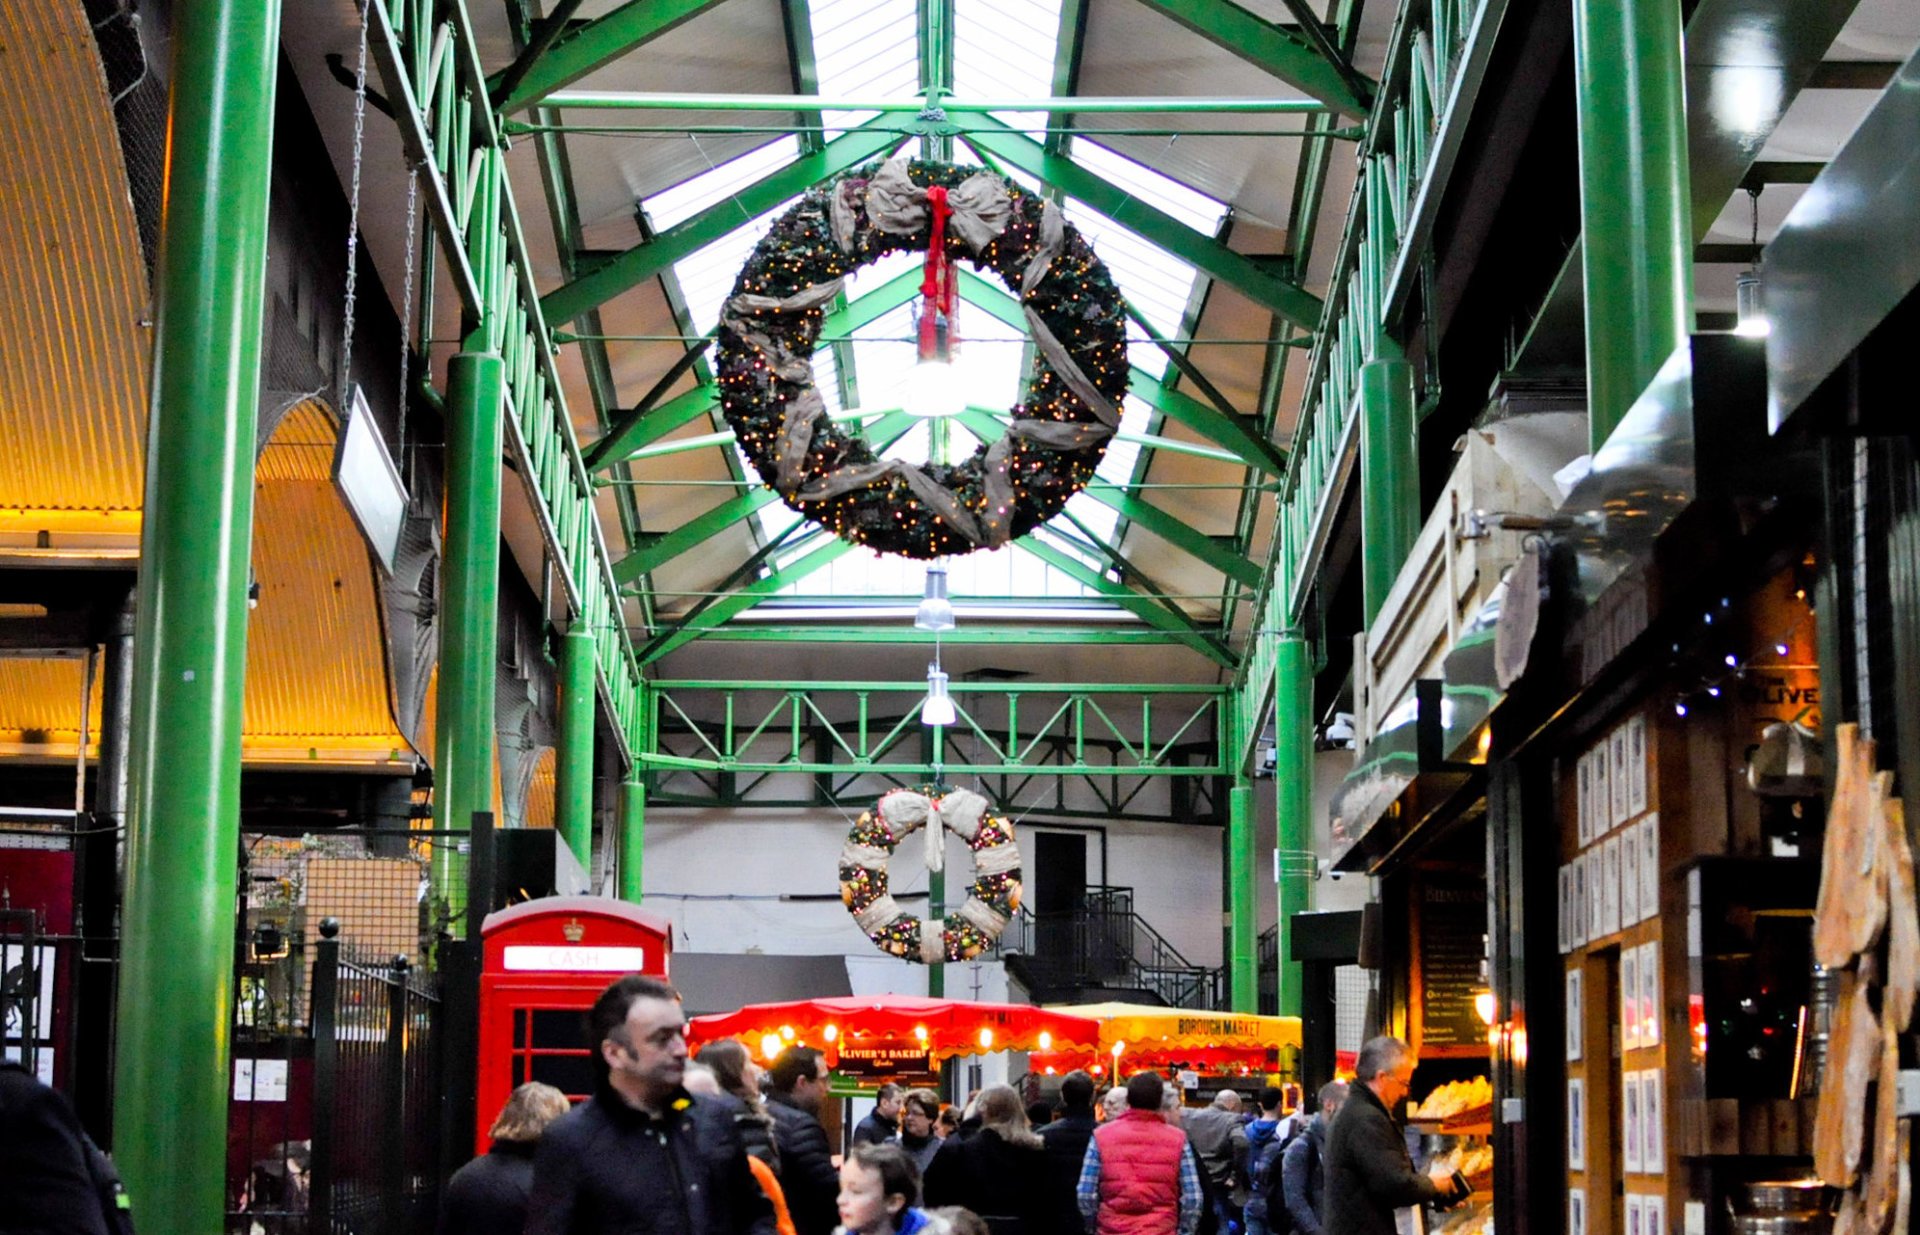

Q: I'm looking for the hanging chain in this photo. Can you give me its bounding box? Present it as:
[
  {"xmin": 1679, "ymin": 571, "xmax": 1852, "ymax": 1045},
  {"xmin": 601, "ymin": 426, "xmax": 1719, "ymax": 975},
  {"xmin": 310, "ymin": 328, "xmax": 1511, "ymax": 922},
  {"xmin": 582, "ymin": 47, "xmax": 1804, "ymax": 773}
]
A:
[
  {"xmin": 338, "ymin": 0, "xmax": 371, "ymax": 410},
  {"xmin": 397, "ymin": 164, "xmax": 420, "ymax": 491}
]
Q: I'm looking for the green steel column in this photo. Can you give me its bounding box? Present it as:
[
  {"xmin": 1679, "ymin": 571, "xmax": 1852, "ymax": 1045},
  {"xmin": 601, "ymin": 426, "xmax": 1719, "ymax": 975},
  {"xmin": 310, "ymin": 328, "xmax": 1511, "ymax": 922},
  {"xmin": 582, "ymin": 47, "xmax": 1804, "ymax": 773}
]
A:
[
  {"xmin": 1359, "ymin": 354, "xmax": 1419, "ymax": 624},
  {"xmin": 1272, "ymin": 634, "xmax": 1315, "ymax": 1018},
  {"xmin": 434, "ymin": 353, "xmax": 506, "ymax": 865},
  {"xmin": 556, "ymin": 627, "xmax": 597, "ymax": 867},
  {"xmin": 1571, "ymin": 0, "xmax": 1692, "ymax": 450},
  {"xmin": 1228, "ymin": 781, "xmax": 1258, "ymax": 1012},
  {"xmin": 111, "ymin": 0, "xmax": 281, "ymax": 1228},
  {"xmin": 619, "ymin": 775, "xmax": 646, "ymax": 902}
]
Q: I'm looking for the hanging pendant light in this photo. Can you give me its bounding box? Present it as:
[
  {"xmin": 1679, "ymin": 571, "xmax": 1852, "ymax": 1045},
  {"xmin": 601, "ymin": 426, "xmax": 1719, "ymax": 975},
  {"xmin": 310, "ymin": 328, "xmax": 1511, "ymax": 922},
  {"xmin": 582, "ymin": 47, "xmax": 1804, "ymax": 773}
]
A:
[
  {"xmin": 915, "ymin": 561, "xmax": 956, "ymax": 631},
  {"xmin": 922, "ymin": 662, "xmax": 956, "ymax": 727},
  {"xmin": 1734, "ymin": 186, "xmax": 1771, "ymax": 339}
]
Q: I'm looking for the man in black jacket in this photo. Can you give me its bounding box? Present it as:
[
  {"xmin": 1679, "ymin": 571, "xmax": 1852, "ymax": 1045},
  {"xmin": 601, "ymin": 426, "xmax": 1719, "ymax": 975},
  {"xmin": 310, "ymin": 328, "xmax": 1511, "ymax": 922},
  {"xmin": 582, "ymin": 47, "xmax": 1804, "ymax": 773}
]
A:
[
  {"xmin": 765, "ymin": 1045, "xmax": 840, "ymax": 1235},
  {"xmin": 526, "ymin": 976, "xmax": 774, "ymax": 1235},
  {"xmin": 1037, "ymin": 1070, "xmax": 1097, "ymax": 1233},
  {"xmin": 0, "ymin": 1061, "xmax": 117, "ymax": 1235},
  {"xmin": 1321, "ymin": 1037, "xmax": 1468, "ymax": 1235},
  {"xmin": 853, "ymin": 1083, "xmax": 902, "ymax": 1146}
]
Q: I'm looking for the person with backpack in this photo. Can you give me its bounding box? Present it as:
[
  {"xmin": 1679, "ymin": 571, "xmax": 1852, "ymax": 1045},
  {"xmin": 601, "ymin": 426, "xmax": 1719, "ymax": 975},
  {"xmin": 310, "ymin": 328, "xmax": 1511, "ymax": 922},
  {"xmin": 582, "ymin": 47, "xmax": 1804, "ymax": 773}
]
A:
[
  {"xmin": 1244, "ymin": 1082, "xmax": 1344, "ymax": 1235},
  {"xmin": 1277, "ymin": 1083, "xmax": 1346, "ymax": 1235}
]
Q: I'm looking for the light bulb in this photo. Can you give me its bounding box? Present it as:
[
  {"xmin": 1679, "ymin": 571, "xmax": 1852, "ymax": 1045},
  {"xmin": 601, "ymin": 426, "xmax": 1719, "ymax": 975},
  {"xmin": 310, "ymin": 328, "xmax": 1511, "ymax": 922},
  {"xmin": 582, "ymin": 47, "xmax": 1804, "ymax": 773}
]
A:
[
  {"xmin": 978, "ymin": 1027, "xmax": 994, "ymax": 1049},
  {"xmin": 761, "ymin": 1034, "xmax": 782, "ymax": 1062},
  {"xmin": 906, "ymin": 356, "xmax": 966, "ymax": 419},
  {"xmin": 1734, "ymin": 269, "xmax": 1771, "ymax": 338},
  {"xmin": 915, "ymin": 562, "xmax": 956, "ymax": 631},
  {"xmin": 1475, "ymin": 991, "xmax": 1496, "ymax": 1026},
  {"xmin": 1037, "ymin": 1031, "xmax": 1052, "ymax": 1051},
  {"xmin": 922, "ymin": 665, "xmax": 956, "ymax": 727}
]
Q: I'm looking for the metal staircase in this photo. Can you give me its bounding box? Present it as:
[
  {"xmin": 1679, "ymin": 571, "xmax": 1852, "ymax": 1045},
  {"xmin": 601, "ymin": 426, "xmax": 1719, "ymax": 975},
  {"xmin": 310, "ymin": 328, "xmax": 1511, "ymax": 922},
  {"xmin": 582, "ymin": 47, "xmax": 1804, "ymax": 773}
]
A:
[{"xmin": 995, "ymin": 885, "xmax": 1225, "ymax": 1010}]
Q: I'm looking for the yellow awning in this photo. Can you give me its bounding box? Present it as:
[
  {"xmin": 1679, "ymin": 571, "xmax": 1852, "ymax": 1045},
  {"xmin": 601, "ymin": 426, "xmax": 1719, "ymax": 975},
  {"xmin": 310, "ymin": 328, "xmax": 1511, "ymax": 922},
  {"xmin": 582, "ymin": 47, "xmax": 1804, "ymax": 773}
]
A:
[{"xmin": 1045, "ymin": 1002, "xmax": 1302, "ymax": 1052}]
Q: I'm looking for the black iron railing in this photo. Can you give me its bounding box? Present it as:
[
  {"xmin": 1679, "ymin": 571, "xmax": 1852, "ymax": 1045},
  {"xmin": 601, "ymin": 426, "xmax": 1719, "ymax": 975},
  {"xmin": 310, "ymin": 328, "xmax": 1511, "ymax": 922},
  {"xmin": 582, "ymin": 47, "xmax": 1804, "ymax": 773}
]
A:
[
  {"xmin": 996, "ymin": 885, "xmax": 1225, "ymax": 1010},
  {"xmin": 309, "ymin": 925, "xmax": 444, "ymax": 1235}
]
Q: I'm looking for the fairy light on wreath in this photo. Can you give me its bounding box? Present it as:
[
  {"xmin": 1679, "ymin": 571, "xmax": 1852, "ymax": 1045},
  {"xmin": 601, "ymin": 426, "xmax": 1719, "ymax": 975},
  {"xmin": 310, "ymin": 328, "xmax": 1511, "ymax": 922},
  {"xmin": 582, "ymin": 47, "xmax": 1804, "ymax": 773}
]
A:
[
  {"xmin": 713, "ymin": 157, "xmax": 1130, "ymax": 559},
  {"xmin": 838, "ymin": 788, "xmax": 1022, "ymax": 964}
]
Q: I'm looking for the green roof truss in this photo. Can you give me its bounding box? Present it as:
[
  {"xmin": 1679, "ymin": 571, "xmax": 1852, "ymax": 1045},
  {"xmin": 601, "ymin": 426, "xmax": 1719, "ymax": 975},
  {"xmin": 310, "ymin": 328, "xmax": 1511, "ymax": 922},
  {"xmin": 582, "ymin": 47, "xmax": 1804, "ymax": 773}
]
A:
[
  {"xmin": 539, "ymin": 123, "xmax": 908, "ymax": 324},
  {"xmin": 491, "ymin": 0, "xmax": 733, "ymax": 114},
  {"xmin": 1129, "ymin": 0, "xmax": 1373, "ymax": 117}
]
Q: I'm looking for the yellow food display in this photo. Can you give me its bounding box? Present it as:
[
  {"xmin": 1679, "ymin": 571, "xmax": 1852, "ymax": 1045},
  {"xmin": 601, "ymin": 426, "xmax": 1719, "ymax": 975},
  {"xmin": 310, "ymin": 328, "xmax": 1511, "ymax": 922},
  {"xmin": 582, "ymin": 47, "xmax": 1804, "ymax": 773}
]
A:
[{"xmin": 1410, "ymin": 1076, "xmax": 1493, "ymax": 1119}]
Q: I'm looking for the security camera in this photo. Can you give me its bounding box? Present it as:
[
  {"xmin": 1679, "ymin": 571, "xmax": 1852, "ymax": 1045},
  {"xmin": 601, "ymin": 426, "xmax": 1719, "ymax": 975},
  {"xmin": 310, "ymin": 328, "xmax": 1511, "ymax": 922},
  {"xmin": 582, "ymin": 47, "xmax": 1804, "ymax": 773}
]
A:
[{"xmin": 1317, "ymin": 859, "xmax": 1342, "ymax": 882}]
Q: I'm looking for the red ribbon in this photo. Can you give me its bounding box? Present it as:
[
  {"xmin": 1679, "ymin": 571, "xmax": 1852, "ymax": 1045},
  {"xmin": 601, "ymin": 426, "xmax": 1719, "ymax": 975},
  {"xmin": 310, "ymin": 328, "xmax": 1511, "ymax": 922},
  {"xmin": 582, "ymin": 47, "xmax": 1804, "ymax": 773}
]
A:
[{"xmin": 918, "ymin": 185, "xmax": 957, "ymax": 361}]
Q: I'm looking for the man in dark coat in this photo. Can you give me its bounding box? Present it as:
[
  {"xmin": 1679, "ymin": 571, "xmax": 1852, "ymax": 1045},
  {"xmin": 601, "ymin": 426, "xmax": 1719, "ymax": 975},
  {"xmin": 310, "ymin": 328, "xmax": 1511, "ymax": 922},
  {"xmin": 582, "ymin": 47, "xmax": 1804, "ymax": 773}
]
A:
[
  {"xmin": 1321, "ymin": 1037, "xmax": 1467, "ymax": 1235},
  {"xmin": 526, "ymin": 975, "xmax": 774, "ymax": 1235},
  {"xmin": 0, "ymin": 1061, "xmax": 115, "ymax": 1235},
  {"xmin": 765, "ymin": 1045, "xmax": 840, "ymax": 1235},
  {"xmin": 1277, "ymin": 1081, "xmax": 1347, "ymax": 1235},
  {"xmin": 1037, "ymin": 1071, "xmax": 1098, "ymax": 1233},
  {"xmin": 853, "ymin": 1084, "xmax": 902, "ymax": 1146}
]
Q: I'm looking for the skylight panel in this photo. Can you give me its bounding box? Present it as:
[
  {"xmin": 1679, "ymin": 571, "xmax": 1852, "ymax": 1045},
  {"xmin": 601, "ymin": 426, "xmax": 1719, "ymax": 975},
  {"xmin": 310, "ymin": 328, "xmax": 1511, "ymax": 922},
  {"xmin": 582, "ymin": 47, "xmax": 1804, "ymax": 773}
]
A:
[
  {"xmin": 1072, "ymin": 139, "xmax": 1228, "ymax": 234},
  {"xmin": 955, "ymin": 0, "xmax": 1063, "ymax": 135},
  {"xmin": 808, "ymin": 0, "xmax": 919, "ymax": 134},
  {"xmin": 670, "ymin": 202, "xmax": 798, "ymax": 334},
  {"xmin": 644, "ymin": 137, "xmax": 802, "ymax": 232}
]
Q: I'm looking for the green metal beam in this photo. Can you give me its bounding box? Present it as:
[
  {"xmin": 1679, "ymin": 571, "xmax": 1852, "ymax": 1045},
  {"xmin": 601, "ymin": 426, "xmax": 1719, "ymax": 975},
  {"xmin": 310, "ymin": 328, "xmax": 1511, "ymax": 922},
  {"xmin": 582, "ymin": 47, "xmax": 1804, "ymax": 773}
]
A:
[
  {"xmin": 1045, "ymin": 0, "xmax": 1091, "ymax": 157},
  {"xmin": 581, "ymin": 330, "xmax": 716, "ymax": 470},
  {"xmin": 683, "ymin": 626, "xmax": 1198, "ymax": 645},
  {"xmin": 962, "ymin": 119, "xmax": 1325, "ymax": 330},
  {"xmin": 1129, "ymin": 0, "xmax": 1373, "ymax": 117},
  {"xmin": 1228, "ymin": 780, "xmax": 1258, "ymax": 1011},
  {"xmin": 585, "ymin": 384, "xmax": 718, "ymax": 471},
  {"xmin": 492, "ymin": 0, "xmax": 731, "ymax": 112},
  {"xmin": 489, "ymin": 0, "xmax": 585, "ymax": 110},
  {"xmin": 616, "ymin": 490, "xmax": 780, "ymax": 585},
  {"xmin": 1272, "ymin": 633, "xmax": 1313, "ymax": 1017},
  {"xmin": 611, "ymin": 410, "xmax": 917, "ymax": 583},
  {"xmin": 556, "ymin": 627, "xmax": 596, "ymax": 867},
  {"xmin": 1359, "ymin": 354, "xmax": 1418, "ymax": 623},
  {"xmin": 1125, "ymin": 369, "xmax": 1285, "ymax": 475},
  {"xmin": 1084, "ymin": 483, "xmax": 1261, "ymax": 588},
  {"xmin": 951, "ymin": 268, "xmax": 1289, "ymax": 472},
  {"xmin": 113, "ymin": 0, "xmax": 280, "ymax": 1225},
  {"xmin": 779, "ymin": 0, "xmax": 827, "ymax": 155},
  {"xmin": 1573, "ymin": 0, "xmax": 1692, "ymax": 449},
  {"xmin": 1018, "ymin": 535, "xmax": 1236, "ymax": 668},
  {"xmin": 619, "ymin": 774, "xmax": 646, "ymax": 901},
  {"xmin": 641, "ymin": 536, "xmax": 857, "ymax": 662},
  {"xmin": 540, "ymin": 123, "xmax": 905, "ymax": 324}
]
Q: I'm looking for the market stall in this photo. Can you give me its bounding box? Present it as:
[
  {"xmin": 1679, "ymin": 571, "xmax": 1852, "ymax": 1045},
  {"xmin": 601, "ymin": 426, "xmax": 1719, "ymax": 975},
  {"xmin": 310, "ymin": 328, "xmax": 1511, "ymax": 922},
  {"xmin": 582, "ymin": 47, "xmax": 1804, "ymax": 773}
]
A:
[
  {"xmin": 688, "ymin": 994, "xmax": 1103, "ymax": 1072},
  {"xmin": 1029, "ymin": 1002, "xmax": 1303, "ymax": 1085}
]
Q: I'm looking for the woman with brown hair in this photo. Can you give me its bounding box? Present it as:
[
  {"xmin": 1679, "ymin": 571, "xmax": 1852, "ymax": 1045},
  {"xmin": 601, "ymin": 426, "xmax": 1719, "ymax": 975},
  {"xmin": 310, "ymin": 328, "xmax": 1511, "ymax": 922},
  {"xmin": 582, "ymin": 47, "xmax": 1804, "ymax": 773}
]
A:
[
  {"xmin": 696, "ymin": 1037, "xmax": 782, "ymax": 1171},
  {"xmin": 892, "ymin": 1088, "xmax": 944, "ymax": 1173},
  {"xmin": 437, "ymin": 1082, "xmax": 570, "ymax": 1235},
  {"xmin": 920, "ymin": 1085, "xmax": 1049, "ymax": 1235}
]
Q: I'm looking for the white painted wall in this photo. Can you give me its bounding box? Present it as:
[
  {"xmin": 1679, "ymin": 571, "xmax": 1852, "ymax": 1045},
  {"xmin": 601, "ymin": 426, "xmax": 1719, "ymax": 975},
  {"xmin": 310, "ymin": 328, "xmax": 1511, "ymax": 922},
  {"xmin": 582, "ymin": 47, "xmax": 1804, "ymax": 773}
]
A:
[{"xmin": 643, "ymin": 806, "xmax": 1226, "ymax": 966}]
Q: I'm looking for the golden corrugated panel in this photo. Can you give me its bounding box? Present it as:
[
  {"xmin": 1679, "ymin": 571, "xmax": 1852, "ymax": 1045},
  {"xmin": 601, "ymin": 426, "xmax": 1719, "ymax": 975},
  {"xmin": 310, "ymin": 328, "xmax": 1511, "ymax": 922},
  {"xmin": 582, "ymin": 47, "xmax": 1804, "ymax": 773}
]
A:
[
  {"xmin": 243, "ymin": 400, "xmax": 409, "ymax": 756},
  {"xmin": 524, "ymin": 748, "xmax": 557, "ymax": 829},
  {"xmin": 0, "ymin": 2, "xmax": 150, "ymax": 511},
  {"xmin": 0, "ymin": 656, "xmax": 104, "ymax": 747}
]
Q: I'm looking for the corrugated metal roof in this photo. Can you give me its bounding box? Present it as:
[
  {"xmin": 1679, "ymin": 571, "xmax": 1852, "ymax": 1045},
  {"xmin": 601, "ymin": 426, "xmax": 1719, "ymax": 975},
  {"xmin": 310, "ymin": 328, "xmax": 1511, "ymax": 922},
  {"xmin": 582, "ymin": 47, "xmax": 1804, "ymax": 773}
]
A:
[
  {"xmin": 244, "ymin": 400, "xmax": 411, "ymax": 759},
  {"xmin": 0, "ymin": 0, "xmax": 149, "ymax": 513}
]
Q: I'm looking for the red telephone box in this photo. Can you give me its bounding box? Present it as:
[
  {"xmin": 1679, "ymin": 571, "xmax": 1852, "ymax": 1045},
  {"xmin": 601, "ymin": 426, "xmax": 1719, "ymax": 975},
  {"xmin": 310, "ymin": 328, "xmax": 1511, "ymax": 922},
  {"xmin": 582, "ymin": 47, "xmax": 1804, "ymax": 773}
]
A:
[{"xmin": 476, "ymin": 896, "xmax": 672, "ymax": 1149}]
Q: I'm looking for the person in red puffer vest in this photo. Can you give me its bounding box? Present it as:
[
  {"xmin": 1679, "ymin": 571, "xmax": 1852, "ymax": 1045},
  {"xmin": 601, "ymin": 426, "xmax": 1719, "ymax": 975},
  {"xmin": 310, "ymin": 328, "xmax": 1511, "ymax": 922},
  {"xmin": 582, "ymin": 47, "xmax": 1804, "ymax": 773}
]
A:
[{"xmin": 1076, "ymin": 1071, "xmax": 1203, "ymax": 1235}]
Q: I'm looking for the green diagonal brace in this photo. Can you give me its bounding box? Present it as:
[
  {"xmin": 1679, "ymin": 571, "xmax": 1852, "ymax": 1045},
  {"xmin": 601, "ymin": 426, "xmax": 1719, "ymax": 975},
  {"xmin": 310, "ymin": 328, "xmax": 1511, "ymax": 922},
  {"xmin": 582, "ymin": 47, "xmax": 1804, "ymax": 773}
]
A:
[
  {"xmin": 1017, "ymin": 536, "xmax": 1235, "ymax": 668},
  {"xmin": 612, "ymin": 411, "xmax": 919, "ymax": 583},
  {"xmin": 1130, "ymin": 0, "xmax": 1372, "ymax": 117},
  {"xmin": 823, "ymin": 269, "xmax": 922, "ymax": 335},
  {"xmin": 541, "ymin": 125, "xmax": 906, "ymax": 324},
  {"xmin": 587, "ymin": 384, "xmax": 719, "ymax": 471},
  {"xmin": 1084, "ymin": 483, "xmax": 1260, "ymax": 588},
  {"xmin": 962, "ymin": 120, "xmax": 1323, "ymax": 330},
  {"xmin": 1126, "ymin": 369, "xmax": 1285, "ymax": 475},
  {"xmin": 950, "ymin": 269, "xmax": 1286, "ymax": 474},
  {"xmin": 642, "ymin": 537, "xmax": 856, "ymax": 662},
  {"xmin": 943, "ymin": 406, "xmax": 1257, "ymax": 587},
  {"xmin": 614, "ymin": 489, "xmax": 780, "ymax": 585},
  {"xmin": 492, "ymin": 0, "xmax": 733, "ymax": 113}
]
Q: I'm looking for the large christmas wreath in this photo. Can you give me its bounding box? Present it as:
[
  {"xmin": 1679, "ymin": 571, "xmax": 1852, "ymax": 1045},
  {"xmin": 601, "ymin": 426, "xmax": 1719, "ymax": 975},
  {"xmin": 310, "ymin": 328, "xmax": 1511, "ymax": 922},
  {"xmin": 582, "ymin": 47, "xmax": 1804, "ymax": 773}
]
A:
[
  {"xmin": 715, "ymin": 157, "xmax": 1130, "ymax": 559},
  {"xmin": 839, "ymin": 788, "xmax": 1023, "ymax": 963}
]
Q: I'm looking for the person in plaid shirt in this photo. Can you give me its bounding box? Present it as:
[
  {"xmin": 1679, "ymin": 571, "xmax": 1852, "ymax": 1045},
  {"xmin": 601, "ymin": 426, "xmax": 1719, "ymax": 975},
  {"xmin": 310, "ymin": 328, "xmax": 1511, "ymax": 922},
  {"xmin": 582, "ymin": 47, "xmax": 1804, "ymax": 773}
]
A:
[{"xmin": 1076, "ymin": 1072, "xmax": 1202, "ymax": 1235}]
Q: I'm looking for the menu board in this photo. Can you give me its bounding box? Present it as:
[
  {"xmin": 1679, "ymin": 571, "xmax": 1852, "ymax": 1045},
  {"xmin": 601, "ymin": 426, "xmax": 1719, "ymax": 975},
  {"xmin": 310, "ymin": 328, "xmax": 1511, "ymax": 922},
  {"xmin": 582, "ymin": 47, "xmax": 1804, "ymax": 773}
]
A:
[{"xmin": 1416, "ymin": 877, "xmax": 1491, "ymax": 1053}]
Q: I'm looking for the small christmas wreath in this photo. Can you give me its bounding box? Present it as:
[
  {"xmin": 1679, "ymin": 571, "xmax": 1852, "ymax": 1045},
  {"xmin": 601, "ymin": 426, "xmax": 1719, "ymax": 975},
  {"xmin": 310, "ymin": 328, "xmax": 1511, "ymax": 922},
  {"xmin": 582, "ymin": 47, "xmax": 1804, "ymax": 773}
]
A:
[
  {"xmin": 715, "ymin": 157, "xmax": 1130, "ymax": 559},
  {"xmin": 839, "ymin": 788, "xmax": 1023, "ymax": 963}
]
